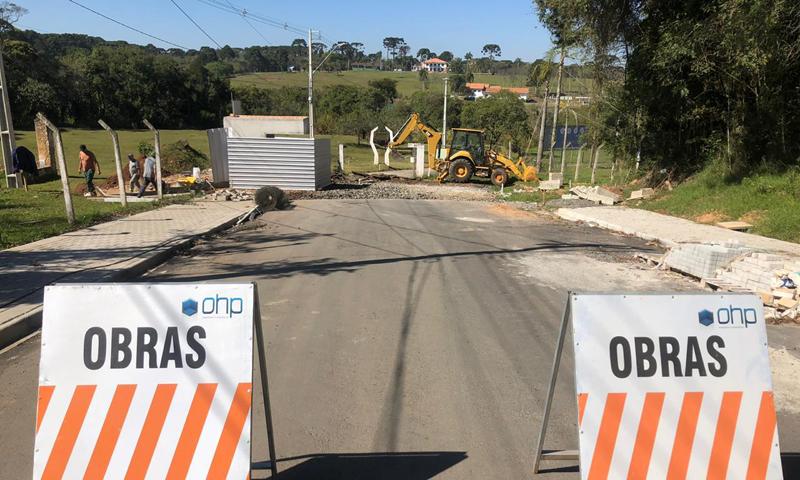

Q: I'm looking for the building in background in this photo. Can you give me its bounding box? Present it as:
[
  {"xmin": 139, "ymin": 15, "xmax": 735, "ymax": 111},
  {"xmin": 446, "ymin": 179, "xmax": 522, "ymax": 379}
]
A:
[{"xmin": 413, "ymin": 58, "xmax": 449, "ymax": 73}]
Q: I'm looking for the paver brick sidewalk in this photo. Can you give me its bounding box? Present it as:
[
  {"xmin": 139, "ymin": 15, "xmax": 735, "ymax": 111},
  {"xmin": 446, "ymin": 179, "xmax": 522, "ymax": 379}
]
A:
[
  {"xmin": 0, "ymin": 201, "xmax": 252, "ymax": 342},
  {"xmin": 557, "ymin": 206, "xmax": 800, "ymax": 256}
]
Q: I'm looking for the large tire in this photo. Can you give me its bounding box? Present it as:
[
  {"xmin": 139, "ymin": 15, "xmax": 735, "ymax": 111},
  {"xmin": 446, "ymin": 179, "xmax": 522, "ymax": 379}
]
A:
[
  {"xmin": 448, "ymin": 158, "xmax": 474, "ymax": 183},
  {"xmin": 491, "ymin": 168, "xmax": 509, "ymax": 187}
]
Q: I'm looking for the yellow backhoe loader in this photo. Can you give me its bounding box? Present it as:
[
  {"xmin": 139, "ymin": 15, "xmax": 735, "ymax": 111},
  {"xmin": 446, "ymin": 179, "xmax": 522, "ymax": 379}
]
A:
[{"xmin": 386, "ymin": 113, "xmax": 538, "ymax": 186}]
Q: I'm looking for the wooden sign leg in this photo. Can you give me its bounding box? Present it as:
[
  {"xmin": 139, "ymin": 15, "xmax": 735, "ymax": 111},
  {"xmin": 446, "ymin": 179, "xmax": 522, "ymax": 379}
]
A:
[
  {"xmin": 533, "ymin": 295, "xmax": 577, "ymax": 473},
  {"xmin": 253, "ymin": 286, "xmax": 279, "ymax": 476}
]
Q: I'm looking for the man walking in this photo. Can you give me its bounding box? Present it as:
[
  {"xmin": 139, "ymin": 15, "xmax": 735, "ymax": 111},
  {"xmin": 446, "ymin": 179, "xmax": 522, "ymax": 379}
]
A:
[
  {"xmin": 138, "ymin": 154, "xmax": 157, "ymax": 198},
  {"xmin": 127, "ymin": 154, "xmax": 141, "ymax": 193},
  {"xmin": 77, "ymin": 144, "xmax": 100, "ymax": 197}
]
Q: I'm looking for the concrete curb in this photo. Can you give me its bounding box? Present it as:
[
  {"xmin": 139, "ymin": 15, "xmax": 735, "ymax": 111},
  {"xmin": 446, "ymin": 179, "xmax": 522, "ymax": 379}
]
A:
[
  {"xmin": 0, "ymin": 213, "xmax": 243, "ymax": 350},
  {"xmin": 556, "ymin": 207, "xmax": 680, "ymax": 249}
]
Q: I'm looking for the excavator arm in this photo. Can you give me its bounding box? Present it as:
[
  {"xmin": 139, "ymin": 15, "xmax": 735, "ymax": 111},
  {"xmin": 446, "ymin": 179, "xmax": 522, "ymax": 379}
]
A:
[{"xmin": 387, "ymin": 113, "xmax": 442, "ymax": 169}]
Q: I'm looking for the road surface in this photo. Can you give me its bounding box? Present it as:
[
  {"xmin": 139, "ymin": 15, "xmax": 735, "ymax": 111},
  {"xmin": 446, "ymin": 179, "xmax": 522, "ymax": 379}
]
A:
[{"xmin": 1, "ymin": 199, "xmax": 798, "ymax": 478}]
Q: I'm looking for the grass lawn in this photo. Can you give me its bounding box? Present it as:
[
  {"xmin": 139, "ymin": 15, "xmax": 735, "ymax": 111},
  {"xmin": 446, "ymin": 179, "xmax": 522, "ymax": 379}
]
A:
[
  {"xmin": 0, "ymin": 129, "xmax": 206, "ymax": 249},
  {"xmin": 232, "ymin": 71, "xmax": 594, "ymax": 98},
  {"xmin": 639, "ymin": 168, "xmax": 800, "ymax": 243}
]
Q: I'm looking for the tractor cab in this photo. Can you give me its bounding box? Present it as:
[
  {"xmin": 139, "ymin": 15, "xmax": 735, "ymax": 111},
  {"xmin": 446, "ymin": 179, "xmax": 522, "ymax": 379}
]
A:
[{"xmin": 449, "ymin": 128, "xmax": 488, "ymax": 167}]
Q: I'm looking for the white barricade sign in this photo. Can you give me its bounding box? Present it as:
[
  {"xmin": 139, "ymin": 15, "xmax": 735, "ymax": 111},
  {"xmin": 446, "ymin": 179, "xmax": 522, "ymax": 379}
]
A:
[
  {"xmin": 534, "ymin": 293, "xmax": 783, "ymax": 479},
  {"xmin": 33, "ymin": 283, "xmax": 272, "ymax": 479}
]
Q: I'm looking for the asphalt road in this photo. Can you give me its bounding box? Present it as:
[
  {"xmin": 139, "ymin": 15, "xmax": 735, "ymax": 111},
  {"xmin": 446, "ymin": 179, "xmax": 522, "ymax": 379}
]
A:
[{"xmin": 2, "ymin": 199, "xmax": 799, "ymax": 479}]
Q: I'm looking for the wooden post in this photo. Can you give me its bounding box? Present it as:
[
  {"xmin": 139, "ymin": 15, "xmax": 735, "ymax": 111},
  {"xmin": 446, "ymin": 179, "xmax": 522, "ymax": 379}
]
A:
[
  {"xmin": 98, "ymin": 119, "xmax": 127, "ymax": 207},
  {"xmin": 142, "ymin": 119, "xmax": 163, "ymax": 199},
  {"xmin": 36, "ymin": 113, "xmax": 74, "ymax": 224}
]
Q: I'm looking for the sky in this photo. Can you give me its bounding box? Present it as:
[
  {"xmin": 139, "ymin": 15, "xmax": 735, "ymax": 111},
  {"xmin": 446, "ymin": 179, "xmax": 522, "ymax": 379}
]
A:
[{"xmin": 18, "ymin": 0, "xmax": 555, "ymax": 61}]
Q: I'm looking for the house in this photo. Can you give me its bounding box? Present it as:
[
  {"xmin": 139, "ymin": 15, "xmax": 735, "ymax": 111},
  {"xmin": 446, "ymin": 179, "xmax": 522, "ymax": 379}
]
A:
[
  {"xmin": 414, "ymin": 57, "xmax": 449, "ymax": 73},
  {"xmin": 466, "ymin": 83, "xmax": 530, "ymax": 101}
]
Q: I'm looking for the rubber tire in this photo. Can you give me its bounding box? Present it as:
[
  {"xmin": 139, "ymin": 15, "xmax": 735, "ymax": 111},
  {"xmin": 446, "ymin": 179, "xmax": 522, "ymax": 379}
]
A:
[
  {"xmin": 448, "ymin": 158, "xmax": 474, "ymax": 183},
  {"xmin": 491, "ymin": 168, "xmax": 509, "ymax": 187}
]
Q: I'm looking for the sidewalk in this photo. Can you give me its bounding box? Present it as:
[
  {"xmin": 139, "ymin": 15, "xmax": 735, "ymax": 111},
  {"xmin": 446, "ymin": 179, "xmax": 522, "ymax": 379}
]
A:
[
  {"xmin": 557, "ymin": 206, "xmax": 800, "ymax": 256},
  {"xmin": 0, "ymin": 200, "xmax": 252, "ymax": 347}
]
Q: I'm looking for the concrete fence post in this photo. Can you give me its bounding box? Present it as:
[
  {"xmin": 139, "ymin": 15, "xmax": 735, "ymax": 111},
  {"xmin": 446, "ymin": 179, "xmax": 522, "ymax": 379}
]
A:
[
  {"xmin": 384, "ymin": 126, "xmax": 394, "ymax": 166},
  {"xmin": 338, "ymin": 144, "xmax": 345, "ymax": 172},
  {"xmin": 369, "ymin": 127, "xmax": 379, "ymax": 165},
  {"xmin": 590, "ymin": 143, "xmax": 605, "ymax": 185},
  {"xmin": 415, "ymin": 144, "xmax": 425, "ymax": 178},
  {"xmin": 574, "ymin": 144, "xmax": 585, "ymax": 182},
  {"xmin": 36, "ymin": 113, "xmax": 74, "ymax": 224},
  {"xmin": 142, "ymin": 119, "xmax": 163, "ymax": 199},
  {"xmin": 98, "ymin": 119, "xmax": 128, "ymax": 207}
]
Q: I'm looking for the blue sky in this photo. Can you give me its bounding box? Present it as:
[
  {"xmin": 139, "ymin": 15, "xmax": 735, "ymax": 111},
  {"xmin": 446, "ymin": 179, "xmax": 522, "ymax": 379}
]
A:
[{"xmin": 18, "ymin": 0, "xmax": 554, "ymax": 60}]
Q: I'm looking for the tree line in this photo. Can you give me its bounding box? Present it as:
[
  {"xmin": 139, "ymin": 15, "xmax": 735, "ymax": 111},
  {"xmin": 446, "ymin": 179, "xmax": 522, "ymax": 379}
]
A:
[{"xmin": 532, "ymin": 0, "xmax": 800, "ymax": 177}]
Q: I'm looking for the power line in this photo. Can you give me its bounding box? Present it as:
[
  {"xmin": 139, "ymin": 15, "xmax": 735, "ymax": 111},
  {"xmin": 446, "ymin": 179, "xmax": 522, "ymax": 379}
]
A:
[
  {"xmin": 66, "ymin": 0, "xmax": 188, "ymax": 49},
  {"xmin": 221, "ymin": 0, "xmax": 270, "ymax": 45},
  {"xmin": 195, "ymin": 0, "xmax": 308, "ymax": 36},
  {"xmin": 169, "ymin": 0, "xmax": 223, "ymax": 48}
]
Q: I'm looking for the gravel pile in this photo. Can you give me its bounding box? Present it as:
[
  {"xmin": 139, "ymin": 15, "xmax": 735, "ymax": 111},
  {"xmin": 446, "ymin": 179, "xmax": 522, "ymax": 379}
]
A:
[{"xmin": 287, "ymin": 180, "xmax": 495, "ymax": 202}]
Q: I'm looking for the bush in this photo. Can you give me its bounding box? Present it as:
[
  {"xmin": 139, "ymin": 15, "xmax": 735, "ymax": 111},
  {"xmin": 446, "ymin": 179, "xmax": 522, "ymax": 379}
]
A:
[{"xmin": 160, "ymin": 140, "xmax": 209, "ymax": 175}]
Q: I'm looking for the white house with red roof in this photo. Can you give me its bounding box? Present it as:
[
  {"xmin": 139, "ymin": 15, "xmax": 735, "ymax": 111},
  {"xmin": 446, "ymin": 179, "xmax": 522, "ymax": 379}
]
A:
[{"xmin": 413, "ymin": 57, "xmax": 448, "ymax": 73}]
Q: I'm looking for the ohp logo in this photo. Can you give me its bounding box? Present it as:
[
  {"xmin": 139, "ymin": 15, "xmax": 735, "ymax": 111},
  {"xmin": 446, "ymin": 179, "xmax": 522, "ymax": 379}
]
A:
[
  {"xmin": 182, "ymin": 298, "xmax": 198, "ymax": 316},
  {"xmin": 698, "ymin": 306, "xmax": 758, "ymax": 328},
  {"xmin": 181, "ymin": 295, "xmax": 243, "ymax": 318}
]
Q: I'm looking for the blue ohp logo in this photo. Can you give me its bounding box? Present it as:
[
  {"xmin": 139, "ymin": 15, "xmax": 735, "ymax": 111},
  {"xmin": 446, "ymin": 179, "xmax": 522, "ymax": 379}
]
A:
[
  {"xmin": 698, "ymin": 306, "xmax": 758, "ymax": 328},
  {"xmin": 182, "ymin": 298, "xmax": 198, "ymax": 316},
  {"xmin": 201, "ymin": 294, "xmax": 243, "ymax": 318},
  {"xmin": 698, "ymin": 309, "xmax": 714, "ymax": 326}
]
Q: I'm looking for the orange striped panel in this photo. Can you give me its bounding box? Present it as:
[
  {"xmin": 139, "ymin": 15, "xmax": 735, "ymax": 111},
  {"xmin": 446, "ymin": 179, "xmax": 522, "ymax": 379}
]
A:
[
  {"xmin": 666, "ymin": 392, "xmax": 703, "ymax": 480},
  {"xmin": 166, "ymin": 383, "xmax": 218, "ymax": 479},
  {"xmin": 707, "ymin": 391, "xmax": 743, "ymax": 480},
  {"xmin": 42, "ymin": 385, "xmax": 96, "ymax": 479},
  {"xmin": 207, "ymin": 383, "xmax": 252, "ymax": 478},
  {"xmin": 627, "ymin": 392, "xmax": 665, "ymax": 480},
  {"xmin": 36, "ymin": 385, "xmax": 55, "ymax": 433},
  {"xmin": 588, "ymin": 393, "xmax": 626, "ymax": 480},
  {"xmin": 578, "ymin": 393, "xmax": 588, "ymax": 426},
  {"xmin": 125, "ymin": 384, "xmax": 177, "ymax": 480},
  {"xmin": 746, "ymin": 391, "xmax": 777, "ymax": 480},
  {"xmin": 83, "ymin": 385, "xmax": 137, "ymax": 480}
]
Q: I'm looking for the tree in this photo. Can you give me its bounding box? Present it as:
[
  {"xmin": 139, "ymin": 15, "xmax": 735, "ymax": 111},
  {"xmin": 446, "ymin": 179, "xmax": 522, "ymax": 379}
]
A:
[
  {"xmin": 481, "ymin": 44, "xmax": 501, "ymax": 61},
  {"xmin": 464, "ymin": 52, "xmax": 473, "ymax": 61},
  {"xmin": 418, "ymin": 69, "xmax": 429, "ymax": 90},
  {"xmin": 461, "ymin": 92, "xmax": 531, "ymax": 149},
  {"xmin": 291, "ymin": 38, "xmax": 307, "ymax": 50},
  {"xmin": 528, "ymin": 55, "xmax": 555, "ymax": 170},
  {"xmin": 0, "ymin": 2, "xmax": 26, "ymax": 42},
  {"xmin": 416, "ymin": 48, "xmax": 431, "ymax": 61},
  {"xmin": 368, "ymin": 78, "xmax": 398, "ymax": 104},
  {"xmin": 439, "ymin": 51, "xmax": 453, "ymax": 62}
]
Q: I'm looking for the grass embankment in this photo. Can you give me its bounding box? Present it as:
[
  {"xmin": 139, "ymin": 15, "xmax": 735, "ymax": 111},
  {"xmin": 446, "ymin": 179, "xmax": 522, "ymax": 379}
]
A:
[
  {"xmin": 232, "ymin": 71, "xmax": 591, "ymax": 97},
  {"xmin": 0, "ymin": 129, "xmax": 205, "ymax": 248},
  {"xmin": 639, "ymin": 167, "xmax": 800, "ymax": 243}
]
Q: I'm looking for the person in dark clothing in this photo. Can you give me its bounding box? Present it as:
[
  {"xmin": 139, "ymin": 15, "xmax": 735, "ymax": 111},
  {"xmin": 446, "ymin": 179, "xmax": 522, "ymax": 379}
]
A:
[
  {"xmin": 137, "ymin": 154, "xmax": 157, "ymax": 198},
  {"xmin": 12, "ymin": 146, "xmax": 38, "ymax": 177}
]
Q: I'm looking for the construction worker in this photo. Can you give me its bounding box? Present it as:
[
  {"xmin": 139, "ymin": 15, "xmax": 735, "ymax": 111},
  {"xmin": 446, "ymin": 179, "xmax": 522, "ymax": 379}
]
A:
[
  {"xmin": 77, "ymin": 144, "xmax": 101, "ymax": 197},
  {"xmin": 128, "ymin": 154, "xmax": 141, "ymax": 193},
  {"xmin": 137, "ymin": 154, "xmax": 157, "ymax": 198}
]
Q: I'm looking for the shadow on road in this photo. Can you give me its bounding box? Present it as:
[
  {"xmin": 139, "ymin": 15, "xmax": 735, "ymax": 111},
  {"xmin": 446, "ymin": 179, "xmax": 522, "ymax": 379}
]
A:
[{"xmin": 253, "ymin": 451, "xmax": 467, "ymax": 480}]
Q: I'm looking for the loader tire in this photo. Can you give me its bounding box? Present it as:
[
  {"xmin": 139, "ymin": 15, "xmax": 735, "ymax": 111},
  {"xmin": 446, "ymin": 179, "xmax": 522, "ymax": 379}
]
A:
[
  {"xmin": 491, "ymin": 168, "xmax": 509, "ymax": 187},
  {"xmin": 449, "ymin": 159, "xmax": 474, "ymax": 183}
]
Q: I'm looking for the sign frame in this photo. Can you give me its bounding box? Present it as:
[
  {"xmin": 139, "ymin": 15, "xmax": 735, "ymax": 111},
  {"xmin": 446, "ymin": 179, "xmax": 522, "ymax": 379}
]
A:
[
  {"xmin": 33, "ymin": 282, "xmax": 279, "ymax": 478},
  {"xmin": 532, "ymin": 291, "xmax": 778, "ymax": 476}
]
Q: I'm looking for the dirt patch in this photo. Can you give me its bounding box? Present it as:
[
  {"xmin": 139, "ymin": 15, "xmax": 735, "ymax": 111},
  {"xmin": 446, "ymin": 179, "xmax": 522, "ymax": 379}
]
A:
[
  {"xmin": 486, "ymin": 204, "xmax": 541, "ymax": 219},
  {"xmin": 695, "ymin": 211, "xmax": 728, "ymax": 224},
  {"xmin": 739, "ymin": 210, "xmax": 765, "ymax": 225}
]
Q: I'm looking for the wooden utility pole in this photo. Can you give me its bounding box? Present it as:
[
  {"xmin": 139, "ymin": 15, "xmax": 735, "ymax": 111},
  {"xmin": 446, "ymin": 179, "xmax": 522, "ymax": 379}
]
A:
[
  {"xmin": 98, "ymin": 119, "xmax": 127, "ymax": 207},
  {"xmin": 142, "ymin": 119, "xmax": 163, "ymax": 199},
  {"xmin": 36, "ymin": 113, "xmax": 74, "ymax": 224},
  {"xmin": 0, "ymin": 50, "xmax": 17, "ymax": 188}
]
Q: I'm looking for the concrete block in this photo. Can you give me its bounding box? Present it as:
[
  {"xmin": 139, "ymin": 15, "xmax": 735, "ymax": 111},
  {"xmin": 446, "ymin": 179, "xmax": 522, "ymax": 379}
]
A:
[
  {"xmin": 539, "ymin": 180, "xmax": 562, "ymax": 191},
  {"xmin": 629, "ymin": 188, "xmax": 655, "ymax": 200},
  {"xmin": 548, "ymin": 172, "xmax": 564, "ymax": 184},
  {"xmin": 570, "ymin": 186, "xmax": 621, "ymax": 206},
  {"xmin": 777, "ymin": 298, "xmax": 799, "ymax": 310}
]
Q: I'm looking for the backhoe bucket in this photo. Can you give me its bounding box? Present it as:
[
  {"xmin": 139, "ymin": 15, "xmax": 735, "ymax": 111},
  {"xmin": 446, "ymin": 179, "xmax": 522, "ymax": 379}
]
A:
[{"xmin": 521, "ymin": 165, "xmax": 538, "ymax": 182}]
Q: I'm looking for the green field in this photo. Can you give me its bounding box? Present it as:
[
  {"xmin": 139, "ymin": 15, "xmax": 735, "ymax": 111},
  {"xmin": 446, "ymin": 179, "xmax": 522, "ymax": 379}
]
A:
[
  {"xmin": 0, "ymin": 129, "xmax": 206, "ymax": 248},
  {"xmin": 232, "ymin": 71, "xmax": 592, "ymax": 98}
]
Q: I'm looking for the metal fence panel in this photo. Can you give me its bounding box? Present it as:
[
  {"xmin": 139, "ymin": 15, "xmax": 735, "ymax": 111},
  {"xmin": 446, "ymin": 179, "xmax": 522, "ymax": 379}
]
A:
[
  {"xmin": 227, "ymin": 137, "xmax": 331, "ymax": 190},
  {"xmin": 207, "ymin": 128, "xmax": 228, "ymax": 183}
]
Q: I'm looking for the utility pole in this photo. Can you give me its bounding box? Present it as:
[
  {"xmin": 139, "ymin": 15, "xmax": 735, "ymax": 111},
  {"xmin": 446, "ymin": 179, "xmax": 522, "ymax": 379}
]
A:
[
  {"xmin": 442, "ymin": 77, "xmax": 449, "ymax": 157},
  {"xmin": 0, "ymin": 50, "xmax": 17, "ymax": 188},
  {"xmin": 307, "ymin": 29, "xmax": 315, "ymax": 138}
]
